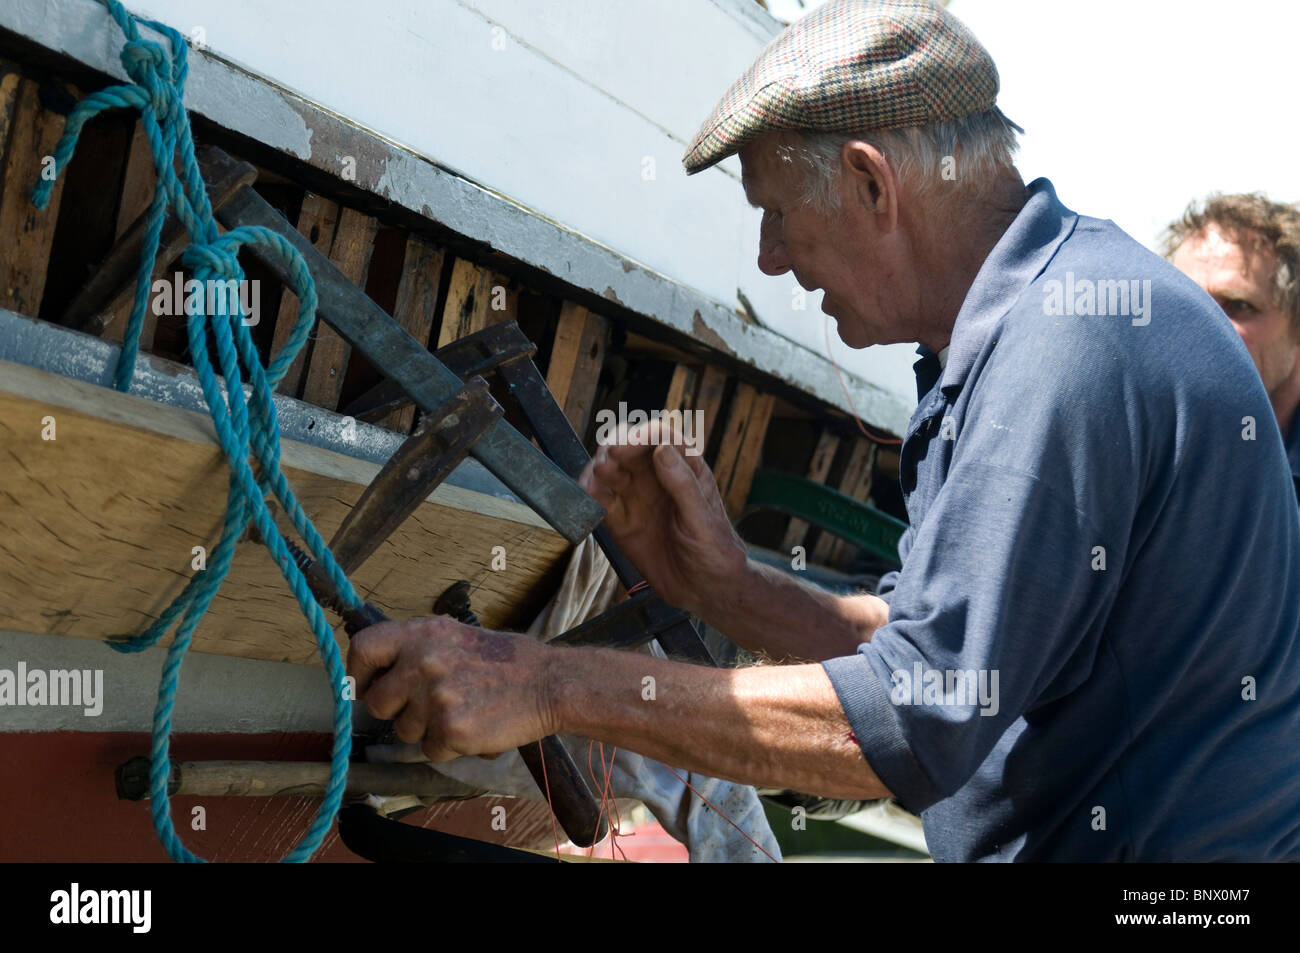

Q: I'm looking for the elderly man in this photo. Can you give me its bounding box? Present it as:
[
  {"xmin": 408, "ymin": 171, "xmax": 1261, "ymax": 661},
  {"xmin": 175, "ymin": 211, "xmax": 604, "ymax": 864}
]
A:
[
  {"xmin": 348, "ymin": 0, "xmax": 1300, "ymax": 860},
  {"xmin": 1166, "ymin": 194, "xmax": 1300, "ymax": 499}
]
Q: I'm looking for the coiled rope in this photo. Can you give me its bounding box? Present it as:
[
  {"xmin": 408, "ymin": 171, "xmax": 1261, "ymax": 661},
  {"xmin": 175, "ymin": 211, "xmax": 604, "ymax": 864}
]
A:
[{"xmin": 31, "ymin": 0, "xmax": 360, "ymax": 862}]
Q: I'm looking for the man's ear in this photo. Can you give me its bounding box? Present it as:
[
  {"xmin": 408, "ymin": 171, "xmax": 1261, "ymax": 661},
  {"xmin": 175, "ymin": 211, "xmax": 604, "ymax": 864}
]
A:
[{"xmin": 842, "ymin": 140, "xmax": 899, "ymax": 231}]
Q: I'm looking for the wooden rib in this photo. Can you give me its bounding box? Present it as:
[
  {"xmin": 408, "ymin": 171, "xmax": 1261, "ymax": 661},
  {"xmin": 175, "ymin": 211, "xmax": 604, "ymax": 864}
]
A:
[
  {"xmin": 380, "ymin": 234, "xmax": 445, "ymax": 433},
  {"xmin": 713, "ymin": 382, "xmax": 775, "ymax": 520},
  {"xmin": 664, "ymin": 364, "xmax": 699, "ymax": 415},
  {"xmin": 779, "ymin": 428, "xmax": 842, "ymax": 553},
  {"xmin": 545, "ymin": 301, "xmax": 609, "ymax": 439},
  {"xmin": 812, "ymin": 437, "xmax": 876, "ymax": 564},
  {"xmin": 268, "ymin": 193, "xmax": 340, "ymax": 396},
  {"xmin": 300, "ymin": 206, "xmax": 378, "ymax": 410},
  {"xmin": 436, "ymin": 259, "xmax": 512, "ymax": 348},
  {"xmin": 694, "ymin": 364, "xmax": 729, "ymax": 453},
  {"xmin": 0, "ymin": 359, "xmax": 569, "ymax": 665},
  {"xmin": 0, "ymin": 76, "xmax": 68, "ymax": 318}
]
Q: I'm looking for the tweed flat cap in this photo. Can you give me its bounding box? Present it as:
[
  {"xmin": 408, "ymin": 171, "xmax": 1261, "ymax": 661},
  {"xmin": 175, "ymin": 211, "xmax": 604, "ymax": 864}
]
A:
[{"xmin": 683, "ymin": 0, "xmax": 999, "ymax": 174}]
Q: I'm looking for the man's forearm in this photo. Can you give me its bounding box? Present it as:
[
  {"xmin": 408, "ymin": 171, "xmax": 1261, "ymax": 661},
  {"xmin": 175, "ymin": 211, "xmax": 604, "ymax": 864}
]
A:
[
  {"xmin": 698, "ymin": 558, "xmax": 889, "ymax": 661},
  {"xmin": 548, "ymin": 644, "xmax": 891, "ymax": 800}
]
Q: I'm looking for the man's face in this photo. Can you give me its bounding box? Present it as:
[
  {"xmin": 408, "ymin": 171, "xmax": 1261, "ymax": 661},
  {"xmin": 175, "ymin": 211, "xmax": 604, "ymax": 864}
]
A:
[
  {"xmin": 739, "ymin": 137, "xmax": 912, "ymax": 349},
  {"xmin": 1170, "ymin": 225, "xmax": 1297, "ymax": 395}
]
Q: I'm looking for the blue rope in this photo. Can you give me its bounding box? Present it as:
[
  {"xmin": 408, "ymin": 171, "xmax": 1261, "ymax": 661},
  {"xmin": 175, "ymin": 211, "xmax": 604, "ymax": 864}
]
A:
[{"xmin": 31, "ymin": 0, "xmax": 359, "ymax": 863}]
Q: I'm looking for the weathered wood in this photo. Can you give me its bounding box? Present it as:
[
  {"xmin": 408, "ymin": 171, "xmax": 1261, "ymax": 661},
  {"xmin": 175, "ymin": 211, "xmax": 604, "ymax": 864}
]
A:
[
  {"xmin": 0, "ymin": 76, "xmax": 68, "ymax": 317},
  {"xmin": 269, "ymin": 192, "xmax": 340, "ymax": 396},
  {"xmin": 713, "ymin": 383, "xmax": 775, "ymax": 520},
  {"xmin": 780, "ymin": 428, "xmax": 841, "ymax": 553},
  {"xmin": 381, "ymin": 235, "xmax": 445, "ymax": 433},
  {"xmin": 546, "ymin": 301, "xmax": 609, "ymax": 439},
  {"xmin": 101, "ymin": 123, "xmax": 156, "ymax": 347},
  {"xmin": 70, "ymin": 146, "xmax": 258, "ymax": 341},
  {"xmin": 813, "ymin": 437, "xmax": 877, "ymax": 564},
  {"xmin": 155, "ymin": 761, "xmax": 483, "ymax": 799},
  {"xmin": 0, "ymin": 359, "xmax": 570, "ymax": 665},
  {"xmin": 436, "ymin": 259, "xmax": 512, "ymax": 348},
  {"xmin": 301, "ymin": 206, "xmax": 378, "ymax": 410}
]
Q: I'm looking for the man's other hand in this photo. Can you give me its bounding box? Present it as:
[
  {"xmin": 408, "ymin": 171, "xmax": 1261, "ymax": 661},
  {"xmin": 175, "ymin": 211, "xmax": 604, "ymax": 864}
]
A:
[{"xmin": 578, "ymin": 423, "xmax": 749, "ymax": 617}]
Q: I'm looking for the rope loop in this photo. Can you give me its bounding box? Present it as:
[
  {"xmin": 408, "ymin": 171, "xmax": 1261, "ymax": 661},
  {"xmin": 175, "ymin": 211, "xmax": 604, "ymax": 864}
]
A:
[{"xmin": 181, "ymin": 242, "xmax": 242, "ymax": 280}]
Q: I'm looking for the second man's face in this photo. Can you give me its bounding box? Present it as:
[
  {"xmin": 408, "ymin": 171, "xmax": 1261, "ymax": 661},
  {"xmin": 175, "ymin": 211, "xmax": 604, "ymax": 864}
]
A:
[{"xmin": 1171, "ymin": 224, "xmax": 1297, "ymax": 396}]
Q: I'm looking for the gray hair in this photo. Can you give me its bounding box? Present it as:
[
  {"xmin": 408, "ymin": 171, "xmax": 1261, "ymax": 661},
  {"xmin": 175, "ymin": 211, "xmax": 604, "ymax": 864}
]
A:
[{"xmin": 775, "ymin": 106, "xmax": 1023, "ymax": 211}]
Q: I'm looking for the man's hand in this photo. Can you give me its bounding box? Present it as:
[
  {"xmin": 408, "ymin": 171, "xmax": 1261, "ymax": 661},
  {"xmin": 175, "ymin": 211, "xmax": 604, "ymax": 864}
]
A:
[
  {"xmin": 347, "ymin": 616, "xmax": 557, "ymax": 762},
  {"xmin": 579, "ymin": 425, "xmax": 748, "ymax": 618}
]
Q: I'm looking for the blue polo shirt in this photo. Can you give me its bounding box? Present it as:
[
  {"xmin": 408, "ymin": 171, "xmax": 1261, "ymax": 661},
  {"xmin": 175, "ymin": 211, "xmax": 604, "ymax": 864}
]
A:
[
  {"xmin": 1286, "ymin": 419, "xmax": 1300, "ymax": 500},
  {"xmin": 822, "ymin": 179, "xmax": 1300, "ymax": 861}
]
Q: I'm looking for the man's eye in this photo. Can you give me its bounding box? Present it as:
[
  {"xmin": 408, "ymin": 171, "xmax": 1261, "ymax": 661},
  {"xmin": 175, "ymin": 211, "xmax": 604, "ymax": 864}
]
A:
[{"xmin": 1223, "ymin": 299, "xmax": 1257, "ymax": 315}]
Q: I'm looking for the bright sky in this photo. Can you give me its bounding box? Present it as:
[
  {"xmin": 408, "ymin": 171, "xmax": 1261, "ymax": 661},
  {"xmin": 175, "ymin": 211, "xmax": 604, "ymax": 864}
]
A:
[{"xmin": 765, "ymin": 0, "xmax": 1300, "ymax": 250}]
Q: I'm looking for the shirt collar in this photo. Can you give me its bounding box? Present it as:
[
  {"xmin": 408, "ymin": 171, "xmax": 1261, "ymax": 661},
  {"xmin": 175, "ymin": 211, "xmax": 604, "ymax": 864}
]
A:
[{"xmin": 936, "ymin": 178, "xmax": 1078, "ymax": 398}]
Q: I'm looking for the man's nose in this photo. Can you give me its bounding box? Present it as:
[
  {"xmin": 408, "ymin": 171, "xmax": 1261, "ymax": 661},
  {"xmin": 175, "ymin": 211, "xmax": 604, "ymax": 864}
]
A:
[{"xmin": 757, "ymin": 210, "xmax": 791, "ymax": 276}]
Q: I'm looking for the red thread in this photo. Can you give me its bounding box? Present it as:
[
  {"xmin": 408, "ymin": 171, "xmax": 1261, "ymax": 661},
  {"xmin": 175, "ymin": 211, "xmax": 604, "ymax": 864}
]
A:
[
  {"xmin": 626, "ymin": 580, "xmax": 650, "ymax": 598},
  {"xmin": 847, "ymin": 730, "xmax": 859, "ymax": 745},
  {"xmin": 663, "ymin": 764, "xmax": 778, "ymax": 863},
  {"xmin": 585, "ymin": 740, "xmax": 628, "ymax": 861},
  {"xmin": 537, "ymin": 739, "xmax": 563, "ymax": 861},
  {"xmin": 825, "ymin": 313, "xmax": 903, "ymax": 446}
]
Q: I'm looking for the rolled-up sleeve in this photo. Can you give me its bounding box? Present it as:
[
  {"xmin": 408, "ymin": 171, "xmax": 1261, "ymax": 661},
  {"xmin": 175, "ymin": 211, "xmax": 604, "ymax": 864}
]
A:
[{"xmin": 823, "ymin": 459, "xmax": 1122, "ymax": 814}]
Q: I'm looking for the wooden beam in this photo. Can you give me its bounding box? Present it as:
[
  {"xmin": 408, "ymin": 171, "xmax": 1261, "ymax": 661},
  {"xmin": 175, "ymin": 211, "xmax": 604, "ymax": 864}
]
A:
[
  {"xmin": 0, "ymin": 359, "xmax": 570, "ymax": 665},
  {"xmin": 380, "ymin": 234, "xmax": 445, "ymax": 433},
  {"xmin": 300, "ymin": 206, "xmax": 378, "ymax": 410},
  {"xmin": 545, "ymin": 301, "xmax": 609, "ymax": 439},
  {"xmin": 713, "ymin": 382, "xmax": 775, "ymax": 520},
  {"xmin": 268, "ymin": 192, "xmax": 340, "ymax": 396},
  {"xmin": 779, "ymin": 428, "xmax": 841, "ymax": 553},
  {"xmin": 0, "ymin": 75, "xmax": 68, "ymax": 318}
]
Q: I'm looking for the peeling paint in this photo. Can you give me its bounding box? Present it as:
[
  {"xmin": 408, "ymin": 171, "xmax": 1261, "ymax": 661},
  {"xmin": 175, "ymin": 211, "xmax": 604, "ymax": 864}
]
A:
[
  {"xmin": 691, "ymin": 311, "xmax": 732, "ymax": 355},
  {"xmin": 603, "ymin": 286, "xmax": 624, "ymax": 305}
]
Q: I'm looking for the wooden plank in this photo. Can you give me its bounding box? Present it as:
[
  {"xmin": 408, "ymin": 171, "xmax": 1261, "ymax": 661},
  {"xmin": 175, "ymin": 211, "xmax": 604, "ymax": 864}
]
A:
[
  {"xmin": 300, "ymin": 206, "xmax": 378, "ymax": 410},
  {"xmin": 436, "ymin": 258, "xmax": 512, "ymax": 348},
  {"xmin": 712, "ymin": 382, "xmax": 775, "ymax": 520},
  {"xmin": 102, "ymin": 122, "xmax": 157, "ymax": 348},
  {"xmin": 694, "ymin": 364, "xmax": 729, "ymax": 452},
  {"xmin": 380, "ymin": 234, "xmax": 445, "ymax": 433},
  {"xmin": 0, "ymin": 359, "xmax": 570, "ymax": 665},
  {"xmin": 664, "ymin": 364, "xmax": 698, "ymax": 415},
  {"xmin": 779, "ymin": 428, "xmax": 841, "ymax": 552},
  {"xmin": 268, "ymin": 193, "xmax": 340, "ymax": 396},
  {"xmin": 545, "ymin": 301, "xmax": 609, "ymax": 439},
  {"xmin": 0, "ymin": 77, "xmax": 68, "ymax": 317},
  {"xmin": 813, "ymin": 437, "xmax": 877, "ymax": 564}
]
